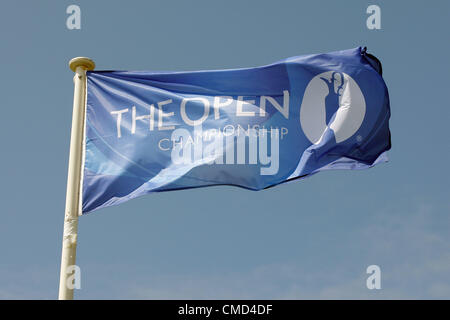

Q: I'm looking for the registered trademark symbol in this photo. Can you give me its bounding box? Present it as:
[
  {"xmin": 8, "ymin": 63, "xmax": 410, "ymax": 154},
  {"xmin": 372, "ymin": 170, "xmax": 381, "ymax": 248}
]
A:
[{"xmin": 356, "ymin": 135, "xmax": 363, "ymax": 142}]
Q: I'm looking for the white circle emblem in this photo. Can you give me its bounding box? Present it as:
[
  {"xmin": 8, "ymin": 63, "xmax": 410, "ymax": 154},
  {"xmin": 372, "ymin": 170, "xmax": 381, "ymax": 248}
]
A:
[{"xmin": 300, "ymin": 71, "xmax": 366, "ymax": 144}]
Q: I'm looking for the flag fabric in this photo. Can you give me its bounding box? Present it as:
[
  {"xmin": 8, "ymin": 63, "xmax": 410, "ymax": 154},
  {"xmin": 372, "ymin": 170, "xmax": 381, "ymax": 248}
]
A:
[{"xmin": 81, "ymin": 47, "xmax": 391, "ymax": 214}]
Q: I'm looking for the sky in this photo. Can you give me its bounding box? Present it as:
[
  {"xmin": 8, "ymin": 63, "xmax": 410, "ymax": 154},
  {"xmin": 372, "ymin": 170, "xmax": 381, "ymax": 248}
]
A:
[{"xmin": 0, "ymin": 0, "xmax": 449, "ymax": 299}]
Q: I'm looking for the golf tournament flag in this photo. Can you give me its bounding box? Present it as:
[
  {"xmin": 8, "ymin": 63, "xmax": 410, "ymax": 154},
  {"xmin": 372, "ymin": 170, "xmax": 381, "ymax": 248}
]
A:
[
  {"xmin": 81, "ymin": 47, "xmax": 391, "ymax": 214},
  {"xmin": 59, "ymin": 47, "xmax": 391, "ymax": 299}
]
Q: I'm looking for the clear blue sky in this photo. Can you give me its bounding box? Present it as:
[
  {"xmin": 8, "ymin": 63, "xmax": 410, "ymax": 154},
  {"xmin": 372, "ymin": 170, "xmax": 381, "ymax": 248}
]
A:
[{"xmin": 0, "ymin": 0, "xmax": 448, "ymax": 299}]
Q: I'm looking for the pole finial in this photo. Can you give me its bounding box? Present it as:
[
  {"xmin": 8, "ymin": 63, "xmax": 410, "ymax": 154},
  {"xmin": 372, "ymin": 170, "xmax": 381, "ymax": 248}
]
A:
[{"xmin": 69, "ymin": 57, "xmax": 95, "ymax": 72}]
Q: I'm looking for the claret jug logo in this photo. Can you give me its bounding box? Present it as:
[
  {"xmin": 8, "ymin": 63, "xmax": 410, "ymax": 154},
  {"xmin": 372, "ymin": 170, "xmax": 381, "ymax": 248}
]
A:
[{"xmin": 300, "ymin": 71, "xmax": 366, "ymax": 144}]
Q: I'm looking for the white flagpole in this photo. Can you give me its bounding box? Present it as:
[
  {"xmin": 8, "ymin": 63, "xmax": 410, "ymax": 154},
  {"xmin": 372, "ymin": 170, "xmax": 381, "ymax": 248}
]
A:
[{"xmin": 58, "ymin": 57, "xmax": 95, "ymax": 300}]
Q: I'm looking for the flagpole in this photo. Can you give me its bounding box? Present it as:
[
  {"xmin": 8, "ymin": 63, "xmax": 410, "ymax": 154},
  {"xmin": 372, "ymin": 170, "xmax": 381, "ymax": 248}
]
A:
[{"xmin": 58, "ymin": 57, "xmax": 95, "ymax": 300}]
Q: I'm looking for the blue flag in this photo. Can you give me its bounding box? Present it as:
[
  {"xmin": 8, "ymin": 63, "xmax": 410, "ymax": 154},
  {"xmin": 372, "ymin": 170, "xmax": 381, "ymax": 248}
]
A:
[{"xmin": 81, "ymin": 47, "xmax": 391, "ymax": 214}]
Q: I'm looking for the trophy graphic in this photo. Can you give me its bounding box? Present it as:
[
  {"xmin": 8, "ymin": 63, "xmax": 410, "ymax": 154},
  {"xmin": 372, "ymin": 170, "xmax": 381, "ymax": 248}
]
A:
[{"xmin": 320, "ymin": 72, "xmax": 345, "ymax": 125}]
